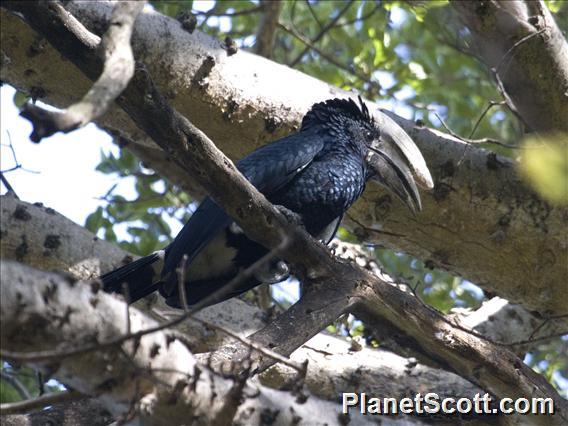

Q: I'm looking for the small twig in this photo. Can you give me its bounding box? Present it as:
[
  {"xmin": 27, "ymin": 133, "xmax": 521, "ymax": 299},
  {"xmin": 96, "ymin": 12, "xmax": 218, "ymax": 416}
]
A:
[
  {"xmin": 194, "ymin": 5, "xmax": 262, "ymax": 18},
  {"xmin": 278, "ymin": 22, "xmax": 380, "ymax": 93},
  {"xmin": 1, "ymin": 131, "xmax": 40, "ymax": 176},
  {"xmin": 0, "ymin": 390, "xmax": 85, "ymax": 415},
  {"xmin": 433, "ymin": 112, "xmax": 516, "ymax": 149},
  {"xmin": 491, "ymin": 69, "xmax": 530, "ymax": 130},
  {"xmin": 193, "ymin": 317, "xmax": 307, "ymax": 374},
  {"xmin": 0, "ymin": 172, "xmax": 18, "ymax": 198},
  {"xmin": 20, "ymin": 1, "xmax": 145, "ymax": 142},
  {"xmin": 0, "ymin": 238, "xmax": 290, "ymax": 364},
  {"xmin": 0, "ymin": 370, "xmax": 32, "ymax": 400},
  {"xmin": 288, "ymin": 0, "xmax": 353, "ymax": 67},
  {"xmin": 304, "ymin": 0, "xmax": 324, "ymax": 31},
  {"xmin": 468, "ymin": 101, "xmax": 507, "ymax": 139},
  {"xmin": 332, "ymin": 3, "xmax": 381, "ymax": 29}
]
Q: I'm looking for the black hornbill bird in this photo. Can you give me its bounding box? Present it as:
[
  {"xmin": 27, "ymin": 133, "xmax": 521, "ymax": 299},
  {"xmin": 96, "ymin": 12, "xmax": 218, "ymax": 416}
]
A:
[{"xmin": 101, "ymin": 97, "xmax": 433, "ymax": 308}]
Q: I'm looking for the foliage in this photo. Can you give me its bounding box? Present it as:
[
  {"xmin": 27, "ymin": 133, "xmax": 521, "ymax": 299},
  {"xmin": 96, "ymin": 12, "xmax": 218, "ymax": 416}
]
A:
[
  {"xmin": 519, "ymin": 134, "xmax": 568, "ymax": 205},
  {"xmin": 0, "ymin": 365, "xmax": 61, "ymax": 403}
]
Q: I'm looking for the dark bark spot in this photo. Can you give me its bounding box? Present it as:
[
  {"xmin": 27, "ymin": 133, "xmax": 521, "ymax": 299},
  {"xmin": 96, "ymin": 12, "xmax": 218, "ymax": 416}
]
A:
[
  {"xmin": 406, "ymin": 357, "xmax": 418, "ymax": 369},
  {"xmin": 90, "ymin": 280, "xmax": 101, "ymax": 294},
  {"xmin": 177, "ymin": 10, "xmax": 197, "ymax": 33},
  {"xmin": 30, "ymin": 86, "xmax": 47, "ymax": 102},
  {"xmin": 27, "ymin": 37, "xmax": 47, "ymax": 58},
  {"xmin": 13, "ymin": 205, "xmax": 31, "ymax": 221},
  {"xmin": 433, "ymin": 182, "xmax": 453, "ymax": 202},
  {"xmin": 97, "ymin": 378, "xmax": 119, "ymax": 392},
  {"xmin": 260, "ymin": 408, "xmax": 280, "ymax": 425},
  {"xmin": 192, "ymin": 55, "xmax": 215, "ymax": 89},
  {"xmin": 149, "ymin": 343, "xmax": 161, "ymax": 358},
  {"xmin": 15, "ymin": 235, "xmax": 29, "ymax": 261},
  {"xmin": 223, "ymin": 37, "xmax": 238, "ymax": 56},
  {"xmin": 0, "ymin": 228, "xmax": 6, "ymax": 240},
  {"xmin": 264, "ymin": 116, "xmax": 280, "ymax": 133},
  {"xmin": 338, "ymin": 412, "xmax": 351, "ymax": 425},
  {"xmin": 45, "ymin": 207, "xmax": 56, "ymax": 215},
  {"xmin": 44, "ymin": 234, "xmax": 61, "ymax": 250},
  {"xmin": 42, "ymin": 283, "xmax": 57, "ymax": 304},
  {"xmin": 439, "ymin": 160, "xmax": 455, "ymax": 178},
  {"xmin": 34, "ymin": 202, "xmax": 44, "ymax": 208},
  {"xmin": 24, "ymin": 68, "xmax": 36, "ymax": 77},
  {"xmin": 522, "ymin": 195, "xmax": 551, "ymax": 233},
  {"xmin": 295, "ymin": 392, "xmax": 308, "ymax": 404},
  {"xmin": 498, "ymin": 213, "xmax": 511, "ymax": 227},
  {"xmin": 223, "ymin": 98, "xmax": 238, "ymax": 122},
  {"xmin": 166, "ymin": 334, "xmax": 176, "ymax": 348},
  {"xmin": 56, "ymin": 306, "xmax": 75, "ymax": 326},
  {"xmin": 89, "ymin": 297, "xmax": 99, "ymax": 308},
  {"xmin": 122, "ymin": 255, "xmax": 134, "ymax": 265},
  {"xmin": 486, "ymin": 152, "xmax": 506, "ymax": 170}
]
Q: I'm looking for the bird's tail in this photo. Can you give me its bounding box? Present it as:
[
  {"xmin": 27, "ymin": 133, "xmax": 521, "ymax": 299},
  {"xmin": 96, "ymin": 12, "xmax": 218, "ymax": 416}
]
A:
[{"xmin": 100, "ymin": 250, "xmax": 165, "ymax": 303}]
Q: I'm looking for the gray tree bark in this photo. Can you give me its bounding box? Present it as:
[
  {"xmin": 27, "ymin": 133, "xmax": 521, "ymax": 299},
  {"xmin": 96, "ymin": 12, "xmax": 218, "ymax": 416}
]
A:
[
  {"xmin": 1, "ymin": 260, "xmax": 427, "ymax": 426},
  {"xmin": 1, "ymin": 1, "xmax": 566, "ymax": 315},
  {"xmin": 0, "ymin": 195, "xmax": 488, "ymax": 402}
]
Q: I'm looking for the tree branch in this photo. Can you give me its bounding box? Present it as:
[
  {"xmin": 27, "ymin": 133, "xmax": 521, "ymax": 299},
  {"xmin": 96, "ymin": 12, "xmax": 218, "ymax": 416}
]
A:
[
  {"xmin": 254, "ymin": 0, "xmax": 283, "ymax": 59},
  {"xmin": 19, "ymin": 1, "xmax": 144, "ymax": 142},
  {"xmin": 0, "ymin": 390, "xmax": 85, "ymax": 415},
  {"xmin": 0, "ymin": 196, "xmax": 502, "ymax": 405},
  {"xmin": 2, "ymin": 1, "xmax": 565, "ymax": 314},
  {"xmin": 450, "ymin": 0, "xmax": 568, "ymax": 133},
  {"xmin": 0, "ymin": 260, "xmax": 385, "ymax": 426}
]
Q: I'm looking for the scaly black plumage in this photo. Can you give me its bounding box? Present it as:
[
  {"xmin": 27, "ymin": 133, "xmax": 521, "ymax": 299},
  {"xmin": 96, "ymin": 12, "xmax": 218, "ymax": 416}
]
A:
[{"xmin": 101, "ymin": 97, "xmax": 426, "ymax": 308}]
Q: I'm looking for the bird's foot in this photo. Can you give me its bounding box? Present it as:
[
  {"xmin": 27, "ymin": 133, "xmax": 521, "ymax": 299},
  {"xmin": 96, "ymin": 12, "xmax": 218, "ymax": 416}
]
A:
[{"xmin": 275, "ymin": 205, "xmax": 304, "ymax": 228}]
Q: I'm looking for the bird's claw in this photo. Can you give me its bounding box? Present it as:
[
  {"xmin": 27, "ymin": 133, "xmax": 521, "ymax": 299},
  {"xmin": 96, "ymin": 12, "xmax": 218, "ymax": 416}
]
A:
[{"xmin": 275, "ymin": 205, "xmax": 304, "ymax": 228}]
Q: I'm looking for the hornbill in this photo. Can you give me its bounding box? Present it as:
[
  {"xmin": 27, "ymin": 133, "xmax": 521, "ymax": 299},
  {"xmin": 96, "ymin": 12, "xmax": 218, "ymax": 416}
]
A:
[{"xmin": 101, "ymin": 97, "xmax": 433, "ymax": 308}]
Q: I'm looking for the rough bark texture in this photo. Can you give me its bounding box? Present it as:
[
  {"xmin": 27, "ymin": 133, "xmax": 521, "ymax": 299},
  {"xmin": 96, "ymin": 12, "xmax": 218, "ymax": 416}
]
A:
[
  {"xmin": 0, "ymin": 194, "xmax": 269, "ymax": 353},
  {"xmin": 451, "ymin": 0, "xmax": 568, "ymax": 133},
  {"xmin": 1, "ymin": 2, "xmax": 566, "ymax": 315},
  {"xmin": 1, "ymin": 260, "xmax": 428, "ymax": 426},
  {"xmin": 1, "ymin": 196, "xmax": 488, "ymax": 406}
]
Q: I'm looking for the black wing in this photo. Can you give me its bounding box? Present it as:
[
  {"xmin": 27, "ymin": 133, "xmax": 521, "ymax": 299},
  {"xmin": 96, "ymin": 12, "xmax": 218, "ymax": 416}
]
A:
[{"xmin": 160, "ymin": 130, "xmax": 326, "ymax": 289}]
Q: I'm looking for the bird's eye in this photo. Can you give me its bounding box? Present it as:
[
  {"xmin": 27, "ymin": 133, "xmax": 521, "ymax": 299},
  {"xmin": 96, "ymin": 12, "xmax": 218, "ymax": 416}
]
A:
[{"xmin": 365, "ymin": 130, "xmax": 374, "ymax": 141}]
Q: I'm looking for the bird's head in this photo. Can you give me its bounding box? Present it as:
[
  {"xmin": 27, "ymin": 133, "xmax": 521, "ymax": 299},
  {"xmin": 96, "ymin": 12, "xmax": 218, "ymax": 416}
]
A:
[{"xmin": 302, "ymin": 97, "xmax": 434, "ymax": 213}]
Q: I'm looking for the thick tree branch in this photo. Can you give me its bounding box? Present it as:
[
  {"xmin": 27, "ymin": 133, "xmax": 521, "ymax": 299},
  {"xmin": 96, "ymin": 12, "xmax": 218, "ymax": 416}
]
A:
[
  {"xmin": 0, "ymin": 260, "xmax": 392, "ymax": 426},
  {"xmin": 0, "ymin": 391, "xmax": 85, "ymax": 416},
  {"xmin": 2, "ymin": 1, "xmax": 565, "ymax": 314},
  {"xmin": 450, "ymin": 0, "xmax": 568, "ymax": 133},
  {"xmin": 0, "ymin": 196, "xmax": 499, "ymax": 405}
]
